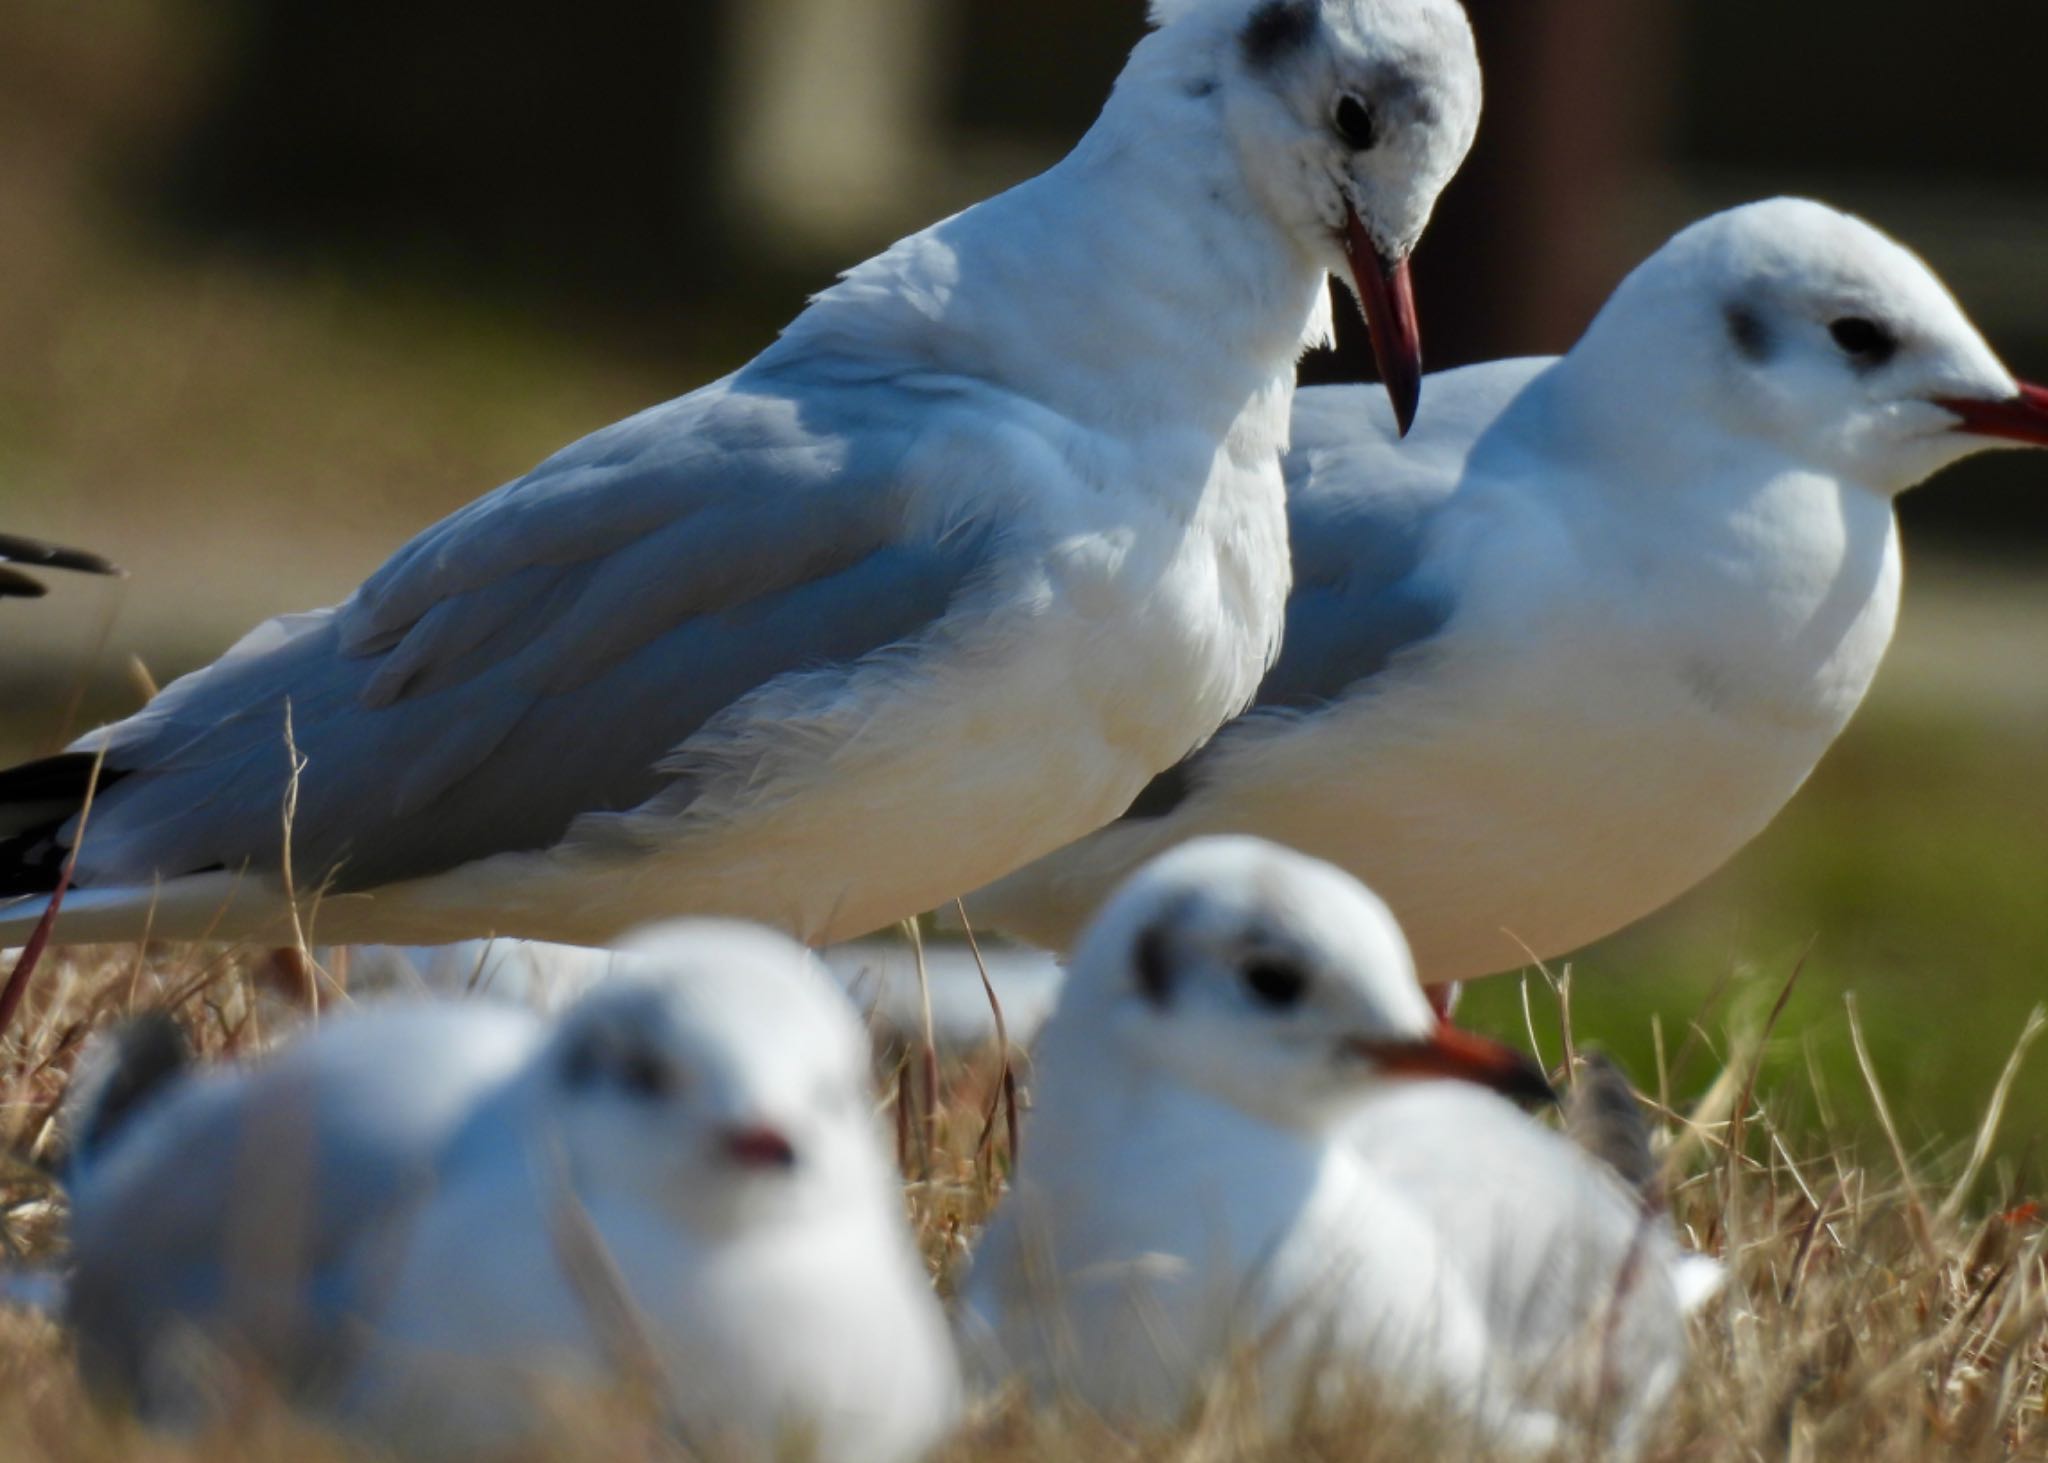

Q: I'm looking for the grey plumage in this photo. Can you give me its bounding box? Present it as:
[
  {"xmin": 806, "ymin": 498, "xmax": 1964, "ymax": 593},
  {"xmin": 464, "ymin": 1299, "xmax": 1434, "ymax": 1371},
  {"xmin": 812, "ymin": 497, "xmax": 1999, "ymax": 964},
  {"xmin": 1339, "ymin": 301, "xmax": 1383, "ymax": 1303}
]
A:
[{"xmin": 17, "ymin": 369, "xmax": 993, "ymax": 895}]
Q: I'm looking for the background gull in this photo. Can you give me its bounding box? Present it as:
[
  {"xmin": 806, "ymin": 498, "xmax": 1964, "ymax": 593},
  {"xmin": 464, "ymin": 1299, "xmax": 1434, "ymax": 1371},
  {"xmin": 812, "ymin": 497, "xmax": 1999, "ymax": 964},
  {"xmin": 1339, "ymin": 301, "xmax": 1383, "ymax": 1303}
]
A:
[
  {"xmin": 964, "ymin": 837, "xmax": 1713, "ymax": 1453},
  {"xmin": 0, "ymin": 0, "xmax": 1482, "ymax": 951},
  {"xmin": 966, "ymin": 199, "xmax": 2048, "ymax": 983}
]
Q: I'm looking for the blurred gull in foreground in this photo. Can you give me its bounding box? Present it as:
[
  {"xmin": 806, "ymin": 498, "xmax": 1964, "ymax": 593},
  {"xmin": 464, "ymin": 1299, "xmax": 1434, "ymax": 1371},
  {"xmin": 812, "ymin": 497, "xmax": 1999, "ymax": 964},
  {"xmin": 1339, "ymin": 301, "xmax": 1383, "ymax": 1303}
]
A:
[
  {"xmin": 964, "ymin": 837, "xmax": 1716, "ymax": 1454},
  {"xmin": 61, "ymin": 923, "xmax": 962, "ymax": 1461},
  {"xmin": 969, "ymin": 199, "xmax": 2048, "ymax": 983},
  {"xmin": 0, "ymin": 0, "xmax": 1482, "ymax": 951},
  {"xmin": 339, "ymin": 922, "xmax": 961, "ymax": 1460}
]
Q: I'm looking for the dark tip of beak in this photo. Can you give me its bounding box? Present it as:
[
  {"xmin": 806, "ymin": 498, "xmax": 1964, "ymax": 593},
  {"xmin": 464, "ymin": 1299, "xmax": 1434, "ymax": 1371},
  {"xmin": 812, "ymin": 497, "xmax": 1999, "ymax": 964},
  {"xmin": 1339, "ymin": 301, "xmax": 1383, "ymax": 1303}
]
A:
[
  {"xmin": 722, "ymin": 1124, "xmax": 798, "ymax": 1170},
  {"xmin": 1351, "ymin": 1024, "xmax": 1557, "ymax": 1108},
  {"xmin": 1494, "ymin": 1051, "xmax": 1562, "ymax": 1108},
  {"xmin": 1340, "ymin": 209, "xmax": 1424, "ymax": 438},
  {"xmin": 1934, "ymin": 379, "xmax": 2048, "ymax": 448}
]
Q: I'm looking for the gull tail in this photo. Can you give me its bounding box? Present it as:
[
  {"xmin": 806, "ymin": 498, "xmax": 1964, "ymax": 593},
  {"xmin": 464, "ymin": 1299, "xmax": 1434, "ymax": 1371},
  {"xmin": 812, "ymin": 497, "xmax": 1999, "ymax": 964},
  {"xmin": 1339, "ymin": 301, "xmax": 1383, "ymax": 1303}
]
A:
[{"xmin": 0, "ymin": 753, "xmax": 126, "ymax": 899}]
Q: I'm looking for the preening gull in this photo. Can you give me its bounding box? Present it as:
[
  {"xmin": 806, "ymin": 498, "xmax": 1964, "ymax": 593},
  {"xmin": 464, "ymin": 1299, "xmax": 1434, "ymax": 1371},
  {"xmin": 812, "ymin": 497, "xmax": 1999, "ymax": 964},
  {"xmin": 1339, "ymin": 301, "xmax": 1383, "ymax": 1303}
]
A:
[{"xmin": 0, "ymin": 0, "xmax": 1482, "ymax": 951}]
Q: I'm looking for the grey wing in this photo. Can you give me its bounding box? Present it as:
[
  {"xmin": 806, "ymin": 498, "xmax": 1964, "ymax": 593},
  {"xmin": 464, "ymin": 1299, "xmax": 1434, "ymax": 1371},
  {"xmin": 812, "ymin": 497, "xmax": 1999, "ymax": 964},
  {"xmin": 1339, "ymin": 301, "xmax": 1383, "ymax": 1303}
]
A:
[
  {"xmin": 63, "ymin": 365, "xmax": 999, "ymax": 891},
  {"xmin": 1124, "ymin": 362, "xmax": 1551, "ymax": 820}
]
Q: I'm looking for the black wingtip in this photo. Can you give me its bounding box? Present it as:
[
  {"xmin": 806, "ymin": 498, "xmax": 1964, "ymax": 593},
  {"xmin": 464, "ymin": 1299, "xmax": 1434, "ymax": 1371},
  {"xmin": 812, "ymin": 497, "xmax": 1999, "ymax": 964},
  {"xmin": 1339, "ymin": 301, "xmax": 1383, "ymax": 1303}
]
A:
[
  {"xmin": 0, "ymin": 751, "xmax": 121, "ymax": 810},
  {"xmin": 0, "ymin": 753, "xmax": 128, "ymax": 898},
  {"xmin": 0, "ymin": 566, "xmax": 50, "ymax": 599},
  {"xmin": 0, "ymin": 534, "xmax": 123, "ymax": 580}
]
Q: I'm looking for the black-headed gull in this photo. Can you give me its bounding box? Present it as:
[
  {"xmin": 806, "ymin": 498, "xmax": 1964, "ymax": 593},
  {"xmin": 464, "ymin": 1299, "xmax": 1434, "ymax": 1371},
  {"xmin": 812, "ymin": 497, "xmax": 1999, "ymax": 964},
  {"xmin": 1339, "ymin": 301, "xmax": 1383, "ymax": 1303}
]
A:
[
  {"xmin": 0, "ymin": 0, "xmax": 1482, "ymax": 950},
  {"xmin": 62, "ymin": 923, "xmax": 959, "ymax": 1459},
  {"xmin": 968, "ymin": 198, "xmax": 2048, "ymax": 982},
  {"xmin": 0, "ymin": 533, "xmax": 119, "ymax": 599},
  {"xmin": 963, "ymin": 836, "xmax": 1714, "ymax": 1452}
]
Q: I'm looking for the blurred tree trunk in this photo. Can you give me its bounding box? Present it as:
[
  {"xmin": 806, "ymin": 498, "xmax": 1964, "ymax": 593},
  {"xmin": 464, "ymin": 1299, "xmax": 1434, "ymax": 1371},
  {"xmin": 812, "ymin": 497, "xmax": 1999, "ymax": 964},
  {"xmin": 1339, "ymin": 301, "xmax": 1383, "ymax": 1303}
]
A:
[{"xmin": 721, "ymin": 0, "xmax": 953, "ymax": 260}]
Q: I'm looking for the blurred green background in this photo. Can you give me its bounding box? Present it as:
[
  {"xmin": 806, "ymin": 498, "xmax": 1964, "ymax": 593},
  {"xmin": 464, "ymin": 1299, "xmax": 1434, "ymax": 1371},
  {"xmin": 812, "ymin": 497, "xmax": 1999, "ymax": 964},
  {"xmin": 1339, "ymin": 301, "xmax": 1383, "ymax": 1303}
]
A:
[{"xmin": 0, "ymin": 1, "xmax": 2042, "ymax": 1175}]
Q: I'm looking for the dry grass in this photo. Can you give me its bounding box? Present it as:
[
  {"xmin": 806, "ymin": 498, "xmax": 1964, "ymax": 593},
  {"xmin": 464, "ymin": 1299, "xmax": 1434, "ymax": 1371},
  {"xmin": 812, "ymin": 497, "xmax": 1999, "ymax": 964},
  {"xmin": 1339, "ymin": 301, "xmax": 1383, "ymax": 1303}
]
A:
[{"xmin": 0, "ymin": 942, "xmax": 2042, "ymax": 1462}]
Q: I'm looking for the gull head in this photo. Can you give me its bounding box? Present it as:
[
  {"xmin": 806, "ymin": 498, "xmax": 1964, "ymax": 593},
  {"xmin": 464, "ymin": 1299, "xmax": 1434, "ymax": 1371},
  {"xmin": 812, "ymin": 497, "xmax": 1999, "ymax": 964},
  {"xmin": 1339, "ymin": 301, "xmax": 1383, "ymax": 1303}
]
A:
[
  {"xmin": 534, "ymin": 921, "xmax": 884, "ymax": 1233},
  {"xmin": 1151, "ymin": 0, "xmax": 1481, "ymax": 433},
  {"xmin": 1580, "ymin": 197, "xmax": 2048, "ymax": 496},
  {"xmin": 1063, "ymin": 836, "xmax": 1552, "ymax": 1131}
]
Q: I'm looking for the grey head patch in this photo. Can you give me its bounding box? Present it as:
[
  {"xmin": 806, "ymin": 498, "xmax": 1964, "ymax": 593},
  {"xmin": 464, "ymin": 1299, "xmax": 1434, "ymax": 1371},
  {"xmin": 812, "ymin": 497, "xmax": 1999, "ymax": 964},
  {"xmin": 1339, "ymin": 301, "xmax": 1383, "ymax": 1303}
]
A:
[
  {"xmin": 1133, "ymin": 891, "xmax": 1208, "ymax": 1009},
  {"xmin": 1241, "ymin": 0, "xmax": 1318, "ymax": 67},
  {"xmin": 1724, "ymin": 303, "xmax": 1773, "ymax": 363}
]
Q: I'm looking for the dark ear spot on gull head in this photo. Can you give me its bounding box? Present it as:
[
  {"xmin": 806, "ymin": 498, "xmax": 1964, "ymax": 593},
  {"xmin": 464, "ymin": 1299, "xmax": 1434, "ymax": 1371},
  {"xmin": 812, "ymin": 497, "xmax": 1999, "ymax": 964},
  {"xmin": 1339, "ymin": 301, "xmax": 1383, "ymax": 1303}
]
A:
[
  {"xmin": 560, "ymin": 1017, "xmax": 681, "ymax": 1102},
  {"xmin": 1724, "ymin": 304, "xmax": 1773, "ymax": 363},
  {"xmin": 1241, "ymin": 0, "xmax": 1318, "ymax": 68},
  {"xmin": 1134, "ymin": 920, "xmax": 1178, "ymax": 1010}
]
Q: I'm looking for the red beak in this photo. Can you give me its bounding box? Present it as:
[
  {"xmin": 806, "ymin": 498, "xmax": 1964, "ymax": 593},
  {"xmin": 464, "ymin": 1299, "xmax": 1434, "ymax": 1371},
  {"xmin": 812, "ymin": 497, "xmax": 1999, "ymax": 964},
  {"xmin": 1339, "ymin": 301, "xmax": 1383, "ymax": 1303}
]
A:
[
  {"xmin": 1350, "ymin": 1024, "xmax": 1556, "ymax": 1105},
  {"xmin": 722, "ymin": 1124, "xmax": 798, "ymax": 1170},
  {"xmin": 1934, "ymin": 380, "xmax": 2048, "ymax": 447},
  {"xmin": 1341, "ymin": 207, "xmax": 1423, "ymax": 438}
]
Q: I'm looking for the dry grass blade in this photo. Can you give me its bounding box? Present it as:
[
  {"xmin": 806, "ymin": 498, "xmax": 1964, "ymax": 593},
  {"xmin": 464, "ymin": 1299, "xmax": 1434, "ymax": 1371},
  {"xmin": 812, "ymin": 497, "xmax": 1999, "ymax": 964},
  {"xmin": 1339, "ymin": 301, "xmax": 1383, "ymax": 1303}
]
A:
[
  {"xmin": 955, "ymin": 901, "xmax": 1020, "ymax": 1176},
  {"xmin": 1846, "ymin": 991, "xmax": 1937, "ymax": 1265},
  {"xmin": 1938, "ymin": 1005, "xmax": 2046, "ymax": 1226}
]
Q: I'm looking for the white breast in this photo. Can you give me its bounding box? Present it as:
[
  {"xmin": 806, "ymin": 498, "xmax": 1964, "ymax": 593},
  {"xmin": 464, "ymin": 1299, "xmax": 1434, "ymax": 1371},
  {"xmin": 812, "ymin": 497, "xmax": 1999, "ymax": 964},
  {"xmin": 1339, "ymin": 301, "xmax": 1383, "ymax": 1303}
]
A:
[{"xmin": 1215, "ymin": 470, "xmax": 1905, "ymax": 981}]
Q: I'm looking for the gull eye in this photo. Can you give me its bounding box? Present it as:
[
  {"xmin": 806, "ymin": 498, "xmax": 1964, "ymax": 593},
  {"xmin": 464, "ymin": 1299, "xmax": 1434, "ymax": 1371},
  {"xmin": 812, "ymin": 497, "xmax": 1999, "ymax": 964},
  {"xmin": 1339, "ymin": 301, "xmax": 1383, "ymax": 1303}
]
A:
[
  {"xmin": 1828, "ymin": 317, "xmax": 1897, "ymax": 366},
  {"xmin": 614, "ymin": 1048, "xmax": 677, "ymax": 1101},
  {"xmin": 1333, "ymin": 95, "xmax": 1379, "ymax": 152},
  {"xmin": 1242, "ymin": 957, "xmax": 1310, "ymax": 1010}
]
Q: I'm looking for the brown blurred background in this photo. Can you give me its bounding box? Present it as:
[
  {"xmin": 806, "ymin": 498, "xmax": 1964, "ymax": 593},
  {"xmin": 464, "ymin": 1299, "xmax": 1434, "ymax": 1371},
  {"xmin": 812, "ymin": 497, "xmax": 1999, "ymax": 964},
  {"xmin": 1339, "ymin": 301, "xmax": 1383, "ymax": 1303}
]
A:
[{"xmin": 1, "ymin": 1, "xmax": 2044, "ymax": 1162}]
